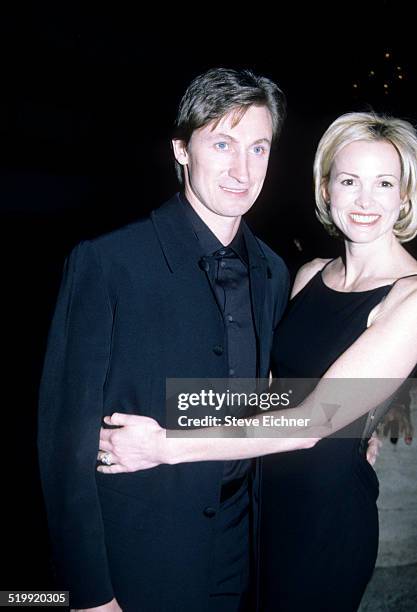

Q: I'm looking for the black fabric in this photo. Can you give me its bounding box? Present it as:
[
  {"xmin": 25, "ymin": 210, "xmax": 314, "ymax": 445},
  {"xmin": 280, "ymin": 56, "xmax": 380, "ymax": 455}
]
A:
[
  {"xmin": 209, "ymin": 478, "xmax": 251, "ymax": 603},
  {"xmin": 38, "ymin": 193, "xmax": 290, "ymax": 611},
  {"xmin": 260, "ymin": 267, "xmax": 394, "ymax": 612}
]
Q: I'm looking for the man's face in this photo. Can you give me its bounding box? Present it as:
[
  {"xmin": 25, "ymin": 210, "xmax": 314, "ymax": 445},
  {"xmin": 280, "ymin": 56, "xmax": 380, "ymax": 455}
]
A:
[{"xmin": 173, "ymin": 104, "xmax": 273, "ymax": 223}]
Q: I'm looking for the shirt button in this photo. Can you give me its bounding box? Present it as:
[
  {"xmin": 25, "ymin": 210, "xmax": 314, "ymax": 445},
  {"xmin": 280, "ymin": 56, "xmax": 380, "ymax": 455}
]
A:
[
  {"xmin": 203, "ymin": 507, "xmax": 217, "ymax": 518},
  {"xmin": 229, "ymin": 368, "xmax": 235, "ymax": 376},
  {"xmin": 213, "ymin": 344, "xmax": 224, "ymax": 356},
  {"xmin": 226, "ymin": 314, "xmax": 233, "ymax": 322},
  {"xmin": 220, "ymin": 261, "xmax": 227, "ymax": 268},
  {"xmin": 218, "ymin": 249, "xmax": 227, "ymax": 256}
]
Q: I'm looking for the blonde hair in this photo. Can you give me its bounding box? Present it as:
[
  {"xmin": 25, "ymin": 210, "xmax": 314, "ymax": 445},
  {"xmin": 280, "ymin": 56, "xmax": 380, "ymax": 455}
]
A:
[{"xmin": 314, "ymin": 112, "xmax": 417, "ymax": 242}]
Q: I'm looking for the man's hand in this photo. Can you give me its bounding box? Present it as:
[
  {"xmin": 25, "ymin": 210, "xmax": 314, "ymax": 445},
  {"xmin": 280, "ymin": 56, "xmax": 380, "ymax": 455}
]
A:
[
  {"xmin": 97, "ymin": 413, "xmax": 166, "ymax": 473},
  {"xmin": 366, "ymin": 431, "xmax": 382, "ymax": 466},
  {"xmin": 72, "ymin": 597, "xmax": 122, "ymax": 611}
]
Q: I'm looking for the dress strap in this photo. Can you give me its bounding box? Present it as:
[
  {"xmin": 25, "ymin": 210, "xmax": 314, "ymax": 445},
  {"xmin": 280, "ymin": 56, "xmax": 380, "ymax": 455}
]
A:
[
  {"xmin": 392, "ymin": 273, "xmax": 417, "ymax": 286},
  {"xmin": 320, "ymin": 258, "xmax": 335, "ymax": 273}
]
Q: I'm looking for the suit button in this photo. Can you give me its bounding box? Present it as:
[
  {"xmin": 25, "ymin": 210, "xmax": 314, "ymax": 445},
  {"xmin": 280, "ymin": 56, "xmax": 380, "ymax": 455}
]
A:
[
  {"xmin": 203, "ymin": 507, "xmax": 217, "ymax": 518},
  {"xmin": 213, "ymin": 344, "xmax": 224, "ymax": 356},
  {"xmin": 199, "ymin": 258, "xmax": 210, "ymax": 272}
]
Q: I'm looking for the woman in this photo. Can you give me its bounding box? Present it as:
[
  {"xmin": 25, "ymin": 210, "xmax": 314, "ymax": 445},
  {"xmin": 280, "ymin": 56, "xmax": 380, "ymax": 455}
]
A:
[
  {"xmin": 258, "ymin": 112, "xmax": 417, "ymax": 611},
  {"xmin": 98, "ymin": 112, "xmax": 417, "ymax": 611}
]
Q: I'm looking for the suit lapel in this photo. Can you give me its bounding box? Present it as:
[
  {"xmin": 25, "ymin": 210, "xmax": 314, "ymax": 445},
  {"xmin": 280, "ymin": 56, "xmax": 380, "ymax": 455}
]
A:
[
  {"xmin": 242, "ymin": 221, "xmax": 269, "ymax": 344},
  {"xmin": 150, "ymin": 193, "xmax": 206, "ymax": 272},
  {"xmin": 151, "ymin": 194, "xmax": 224, "ymax": 322}
]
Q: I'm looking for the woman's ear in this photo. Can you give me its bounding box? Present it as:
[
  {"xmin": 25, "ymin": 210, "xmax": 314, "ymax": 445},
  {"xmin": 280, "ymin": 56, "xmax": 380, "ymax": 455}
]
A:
[
  {"xmin": 321, "ymin": 180, "xmax": 330, "ymax": 205},
  {"xmin": 399, "ymin": 191, "xmax": 411, "ymax": 216}
]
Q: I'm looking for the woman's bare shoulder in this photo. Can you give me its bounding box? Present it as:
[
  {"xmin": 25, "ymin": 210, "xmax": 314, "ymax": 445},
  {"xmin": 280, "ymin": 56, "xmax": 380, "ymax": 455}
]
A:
[
  {"xmin": 371, "ymin": 273, "xmax": 417, "ymax": 327},
  {"xmin": 291, "ymin": 258, "xmax": 332, "ymax": 298},
  {"xmin": 387, "ymin": 273, "xmax": 417, "ymax": 308}
]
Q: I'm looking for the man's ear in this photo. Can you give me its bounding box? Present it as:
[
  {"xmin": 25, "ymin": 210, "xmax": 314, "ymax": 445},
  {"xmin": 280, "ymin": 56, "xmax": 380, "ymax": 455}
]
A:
[{"xmin": 172, "ymin": 139, "xmax": 188, "ymax": 166}]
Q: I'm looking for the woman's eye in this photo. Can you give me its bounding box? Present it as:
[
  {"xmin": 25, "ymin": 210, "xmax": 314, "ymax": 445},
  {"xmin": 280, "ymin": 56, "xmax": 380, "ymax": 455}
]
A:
[
  {"xmin": 215, "ymin": 142, "xmax": 229, "ymax": 151},
  {"xmin": 380, "ymin": 180, "xmax": 393, "ymax": 188},
  {"xmin": 341, "ymin": 178, "xmax": 354, "ymax": 186}
]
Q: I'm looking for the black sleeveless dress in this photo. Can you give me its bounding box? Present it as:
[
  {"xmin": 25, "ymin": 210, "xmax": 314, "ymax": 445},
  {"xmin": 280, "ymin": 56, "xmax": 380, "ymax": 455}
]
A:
[{"xmin": 259, "ymin": 267, "xmax": 394, "ymax": 612}]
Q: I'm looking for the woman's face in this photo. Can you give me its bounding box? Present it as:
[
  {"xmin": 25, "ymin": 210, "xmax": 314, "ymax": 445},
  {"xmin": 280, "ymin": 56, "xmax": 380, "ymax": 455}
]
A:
[{"xmin": 325, "ymin": 139, "xmax": 404, "ymax": 244}]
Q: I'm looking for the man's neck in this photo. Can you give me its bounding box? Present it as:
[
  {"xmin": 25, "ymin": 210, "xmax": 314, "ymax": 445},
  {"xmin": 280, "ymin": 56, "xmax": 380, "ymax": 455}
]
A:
[
  {"xmin": 202, "ymin": 214, "xmax": 241, "ymax": 246},
  {"xmin": 183, "ymin": 194, "xmax": 241, "ymax": 246}
]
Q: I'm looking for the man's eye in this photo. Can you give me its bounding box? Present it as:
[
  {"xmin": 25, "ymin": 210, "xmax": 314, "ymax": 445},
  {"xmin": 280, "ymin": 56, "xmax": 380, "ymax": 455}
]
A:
[
  {"xmin": 253, "ymin": 146, "xmax": 266, "ymax": 155},
  {"xmin": 215, "ymin": 142, "xmax": 229, "ymax": 150},
  {"xmin": 341, "ymin": 178, "xmax": 354, "ymax": 186}
]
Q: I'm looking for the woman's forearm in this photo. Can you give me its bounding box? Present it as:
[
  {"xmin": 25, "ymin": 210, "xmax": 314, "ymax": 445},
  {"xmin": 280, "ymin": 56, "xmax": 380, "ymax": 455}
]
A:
[
  {"xmin": 163, "ymin": 376, "xmax": 404, "ymax": 465},
  {"xmin": 97, "ymin": 375, "xmax": 403, "ymax": 472},
  {"xmin": 163, "ymin": 430, "xmax": 319, "ymax": 464}
]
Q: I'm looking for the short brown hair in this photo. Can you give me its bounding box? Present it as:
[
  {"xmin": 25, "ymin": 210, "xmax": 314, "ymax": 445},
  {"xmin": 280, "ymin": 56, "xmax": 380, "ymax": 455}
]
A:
[{"xmin": 173, "ymin": 67, "xmax": 286, "ymax": 183}]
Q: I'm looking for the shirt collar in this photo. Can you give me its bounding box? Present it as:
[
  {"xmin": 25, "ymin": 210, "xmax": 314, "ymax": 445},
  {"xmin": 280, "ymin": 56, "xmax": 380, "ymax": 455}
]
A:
[{"xmin": 180, "ymin": 192, "xmax": 248, "ymax": 264}]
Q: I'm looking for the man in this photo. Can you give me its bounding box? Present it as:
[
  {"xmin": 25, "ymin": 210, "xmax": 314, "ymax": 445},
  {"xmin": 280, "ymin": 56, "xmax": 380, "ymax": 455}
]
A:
[{"xmin": 38, "ymin": 67, "xmax": 289, "ymax": 612}]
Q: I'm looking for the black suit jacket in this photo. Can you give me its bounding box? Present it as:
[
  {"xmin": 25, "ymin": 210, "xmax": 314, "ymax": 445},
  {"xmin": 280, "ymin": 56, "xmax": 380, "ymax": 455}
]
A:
[{"xmin": 38, "ymin": 194, "xmax": 289, "ymax": 611}]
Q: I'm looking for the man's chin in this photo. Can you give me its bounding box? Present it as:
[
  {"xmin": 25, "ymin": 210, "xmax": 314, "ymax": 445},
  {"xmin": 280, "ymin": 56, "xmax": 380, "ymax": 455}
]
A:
[{"xmin": 216, "ymin": 200, "xmax": 256, "ymax": 218}]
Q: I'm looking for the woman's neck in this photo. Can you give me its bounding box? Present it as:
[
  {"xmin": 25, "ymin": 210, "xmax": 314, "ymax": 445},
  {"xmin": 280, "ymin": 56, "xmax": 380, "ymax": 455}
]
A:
[{"xmin": 333, "ymin": 234, "xmax": 415, "ymax": 291}]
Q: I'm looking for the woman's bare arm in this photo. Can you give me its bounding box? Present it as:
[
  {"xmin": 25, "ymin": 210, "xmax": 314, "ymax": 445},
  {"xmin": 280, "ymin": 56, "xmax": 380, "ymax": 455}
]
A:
[{"xmin": 97, "ymin": 272, "xmax": 417, "ymax": 472}]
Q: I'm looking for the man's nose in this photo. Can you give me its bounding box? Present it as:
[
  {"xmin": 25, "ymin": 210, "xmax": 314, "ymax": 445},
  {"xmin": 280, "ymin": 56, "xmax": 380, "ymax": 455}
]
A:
[{"xmin": 229, "ymin": 152, "xmax": 249, "ymax": 183}]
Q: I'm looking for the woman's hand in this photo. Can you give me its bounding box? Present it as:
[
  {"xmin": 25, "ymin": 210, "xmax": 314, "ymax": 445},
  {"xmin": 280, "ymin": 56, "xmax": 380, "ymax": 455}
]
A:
[
  {"xmin": 97, "ymin": 413, "xmax": 167, "ymax": 473},
  {"xmin": 366, "ymin": 431, "xmax": 382, "ymax": 466}
]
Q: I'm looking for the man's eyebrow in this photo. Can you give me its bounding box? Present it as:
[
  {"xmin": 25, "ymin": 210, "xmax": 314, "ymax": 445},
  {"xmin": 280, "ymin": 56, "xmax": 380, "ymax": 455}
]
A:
[
  {"xmin": 208, "ymin": 132, "xmax": 271, "ymax": 145},
  {"xmin": 253, "ymin": 138, "xmax": 272, "ymax": 145}
]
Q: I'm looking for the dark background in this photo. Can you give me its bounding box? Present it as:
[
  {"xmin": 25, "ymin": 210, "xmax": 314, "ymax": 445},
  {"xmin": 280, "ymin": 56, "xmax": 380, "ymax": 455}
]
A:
[{"xmin": 2, "ymin": 2, "xmax": 416, "ymax": 592}]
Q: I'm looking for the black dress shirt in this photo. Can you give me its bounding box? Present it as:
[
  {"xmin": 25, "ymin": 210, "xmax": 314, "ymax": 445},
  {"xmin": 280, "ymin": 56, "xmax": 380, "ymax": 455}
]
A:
[{"xmin": 181, "ymin": 194, "xmax": 257, "ymax": 482}]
